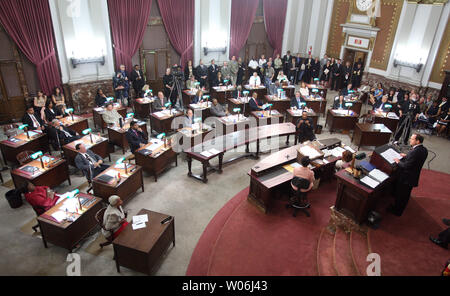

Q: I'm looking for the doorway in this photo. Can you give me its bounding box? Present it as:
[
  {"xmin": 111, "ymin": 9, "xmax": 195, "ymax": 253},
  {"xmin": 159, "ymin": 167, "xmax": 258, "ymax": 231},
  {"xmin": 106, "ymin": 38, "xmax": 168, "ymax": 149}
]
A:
[{"xmin": 343, "ymin": 48, "xmax": 368, "ymax": 69}]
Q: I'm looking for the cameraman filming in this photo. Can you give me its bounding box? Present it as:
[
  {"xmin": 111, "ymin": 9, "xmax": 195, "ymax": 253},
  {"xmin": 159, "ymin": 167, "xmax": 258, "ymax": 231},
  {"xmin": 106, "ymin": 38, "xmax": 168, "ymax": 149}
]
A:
[
  {"xmin": 113, "ymin": 64, "xmax": 130, "ymax": 106},
  {"xmin": 164, "ymin": 65, "xmax": 184, "ymax": 107},
  {"xmin": 394, "ymin": 93, "xmax": 420, "ymax": 145}
]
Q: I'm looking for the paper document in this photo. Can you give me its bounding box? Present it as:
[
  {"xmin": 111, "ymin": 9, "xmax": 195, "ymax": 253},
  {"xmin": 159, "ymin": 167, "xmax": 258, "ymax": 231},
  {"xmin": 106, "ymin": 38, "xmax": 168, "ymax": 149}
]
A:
[
  {"xmin": 369, "ymin": 169, "xmax": 389, "ymax": 183},
  {"xmin": 132, "ymin": 214, "xmax": 148, "ymax": 225},
  {"xmin": 299, "ymin": 146, "xmax": 322, "ymax": 159},
  {"xmin": 51, "ymin": 211, "xmax": 67, "ymax": 223},
  {"xmin": 380, "ymin": 148, "xmax": 402, "ymax": 164},
  {"xmin": 105, "ymin": 170, "xmax": 118, "ymax": 177},
  {"xmin": 209, "ymin": 149, "xmax": 221, "ymax": 155},
  {"xmin": 132, "ymin": 222, "xmax": 146, "ymax": 230},
  {"xmin": 291, "ymin": 162, "xmax": 301, "ymax": 168},
  {"xmin": 200, "ymin": 151, "xmax": 213, "ymax": 158},
  {"xmin": 331, "ymin": 147, "xmax": 346, "ymax": 158},
  {"xmin": 360, "ymin": 176, "xmax": 380, "ymax": 189},
  {"xmin": 344, "ymin": 146, "xmax": 356, "ymax": 154}
]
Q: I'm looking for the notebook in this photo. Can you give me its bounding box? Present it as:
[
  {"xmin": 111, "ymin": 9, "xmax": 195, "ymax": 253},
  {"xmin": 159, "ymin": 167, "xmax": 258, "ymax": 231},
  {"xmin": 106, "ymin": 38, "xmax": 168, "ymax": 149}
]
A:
[{"xmin": 96, "ymin": 174, "xmax": 114, "ymax": 184}]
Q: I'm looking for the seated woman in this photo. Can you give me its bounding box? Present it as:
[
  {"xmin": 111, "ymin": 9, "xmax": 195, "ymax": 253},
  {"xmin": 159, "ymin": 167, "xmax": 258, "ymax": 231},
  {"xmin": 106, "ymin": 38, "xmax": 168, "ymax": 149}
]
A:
[
  {"xmin": 192, "ymin": 90, "xmax": 204, "ymax": 104},
  {"xmin": 291, "ymin": 156, "xmax": 315, "ymax": 193},
  {"xmin": 95, "ymin": 88, "xmax": 108, "ymax": 107},
  {"xmin": 186, "ymin": 75, "xmax": 198, "ymax": 89},
  {"xmin": 102, "ymin": 102, "xmax": 123, "ymax": 127},
  {"xmin": 24, "ymin": 182, "xmax": 60, "ymax": 215},
  {"xmin": 333, "ymin": 95, "xmax": 346, "ymax": 109},
  {"xmin": 212, "ymin": 71, "xmax": 225, "ymax": 87},
  {"xmin": 41, "ymin": 99, "xmax": 63, "ymax": 124},
  {"xmin": 277, "ymin": 70, "xmax": 289, "ymax": 84},
  {"xmin": 102, "ymin": 195, "xmax": 128, "ymax": 240},
  {"xmin": 371, "ymin": 83, "xmax": 384, "ymax": 102},
  {"xmin": 52, "ymin": 87, "xmax": 66, "ymax": 113},
  {"xmin": 299, "ymin": 82, "xmax": 310, "ymax": 98},
  {"xmin": 435, "ymin": 109, "xmax": 450, "ymax": 137},
  {"xmin": 335, "ymin": 150, "xmax": 353, "ymax": 171},
  {"xmin": 34, "ymin": 90, "xmax": 47, "ymax": 113}
]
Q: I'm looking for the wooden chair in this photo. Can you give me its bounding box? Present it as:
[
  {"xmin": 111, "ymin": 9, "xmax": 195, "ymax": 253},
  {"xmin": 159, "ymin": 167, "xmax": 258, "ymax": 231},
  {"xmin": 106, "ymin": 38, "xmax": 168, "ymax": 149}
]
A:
[
  {"xmin": 95, "ymin": 208, "xmax": 114, "ymax": 248},
  {"xmin": 286, "ymin": 178, "xmax": 311, "ymax": 218},
  {"xmin": 16, "ymin": 151, "xmax": 35, "ymax": 166}
]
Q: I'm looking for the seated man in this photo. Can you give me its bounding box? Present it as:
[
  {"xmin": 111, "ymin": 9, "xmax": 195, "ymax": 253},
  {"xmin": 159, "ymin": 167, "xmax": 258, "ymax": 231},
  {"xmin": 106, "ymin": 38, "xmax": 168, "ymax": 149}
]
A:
[
  {"xmin": 436, "ymin": 108, "xmax": 450, "ymax": 137},
  {"xmin": 102, "ymin": 195, "xmax": 128, "ymax": 240},
  {"xmin": 333, "ymin": 95, "xmax": 346, "ymax": 110},
  {"xmin": 24, "ymin": 182, "xmax": 60, "ymax": 215},
  {"xmin": 340, "ymin": 83, "xmax": 353, "ymax": 97},
  {"xmin": 186, "ymin": 75, "xmax": 198, "ymax": 90},
  {"xmin": 125, "ymin": 121, "xmax": 148, "ymax": 154},
  {"xmin": 296, "ymin": 111, "xmax": 316, "ymax": 143},
  {"xmin": 373, "ymin": 95, "xmax": 391, "ymax": 112},
  {"xmin": 102, "ymin": 102, "xmax": 123, "ymax": 127},
  {"xmin": 210, "ymin": 98, "xmax": 229, "ymax": 117},
  {"xmin": 191, "ymin": 90, "xmax": 204, "ymax": 104},
  {"xmin": 249, "ymin": 92, "xmax": 263, "ymax": 111},
  {"xmin": 48, "ymin": 119, "xmax": 80, "ymax": 146},
  {"xmin": 153, "ymin": 91, "xmax": 168, "ymax": 112},
  {"xmin": 22, "ymin": 106, "xmax": 45, "ymax": 131},
  {"xmin": 249, "ymin": 72, "xmax": 261, "ymax": 87},
  {"xmin": 291, "ymin": 156, "xmax": 315, "ymax": 193},
  {"xmin": 183, "ymin": 108, "xmax": 195, "ymax": 128},
  {"xmin": 74, "ymin": 143, "xmax": 108, "ymax": 179},
  {"xmin": 290, "ymin": 91, "xmax": 306, "ymax": 109},
  {"xmin": 269, "ymin": 80, "xmax": 282, "ymax": 96}
]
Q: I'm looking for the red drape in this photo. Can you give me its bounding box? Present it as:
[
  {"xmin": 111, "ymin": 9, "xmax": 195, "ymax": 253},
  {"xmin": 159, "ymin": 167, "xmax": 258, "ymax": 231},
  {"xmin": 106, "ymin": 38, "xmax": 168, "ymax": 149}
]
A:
[
  {"xmin": 0, "ymin": 0, "xmax": 61, "ymax": 95},
  {"xmin": 229, "ymin": 0, "xmax": 259, "ymax": 59},
  {"xmin": 263, "ymin": 0, "xmax": 288, "ymax": 57},
  {"xmin": 157, "ymin": 0, "xmax": 194, "ymax": 69},
  {"xmin": 108, "ymin": 0, "xmax": 152, "ymax": 71}
]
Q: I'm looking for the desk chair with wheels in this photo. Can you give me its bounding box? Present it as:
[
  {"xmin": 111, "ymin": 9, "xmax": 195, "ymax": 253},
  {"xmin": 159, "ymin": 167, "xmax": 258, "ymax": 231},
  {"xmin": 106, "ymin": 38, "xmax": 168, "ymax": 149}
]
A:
[
  {"xmin": 95, "ymin": 208, "xmax": 113, "ymax": 248},
  {"xmin": 286, "ymin": 177, "xmax": 311, "ymax": 217}
]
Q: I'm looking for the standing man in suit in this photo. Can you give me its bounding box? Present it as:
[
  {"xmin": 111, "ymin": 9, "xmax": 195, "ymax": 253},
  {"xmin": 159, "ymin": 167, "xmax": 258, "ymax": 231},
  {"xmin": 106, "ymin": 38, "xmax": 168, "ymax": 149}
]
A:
[
  {"xmin": 319, "ymin": 54, "xmax": 328, "ymax": 80},
  {"xmin": 130, "ymin": 65, "xmax": 145, "ymax": 99},
  {"xmin": 388, "ymin": 134, "xmax": 428, "ymax": 216},
  {"xmin": 352, "ymin": 63, "xmax": 363, "ymax": 88},
  {"xmin": 196, "ymin": 60, "xmax": 208, "ymax": 88},
  {"xmin": 208, "ymin": 59, "xmax": 219, "ymax": 89},
  {"xmin": 22, "ymin": 106, "xmax": 45, "ymax": 131},
  {"xmin": 153, "ymin": 91, "xmax": 168, "ymax": 112},
  {"xmin": 126, "ymin": 121, "xmax": 148, "ymax": 154},
  {"xmin": 75, "ymin": 143, "xmax": 109, "ymax": 179},
  {"xmin": 282, "ymin": 51, "xmax": 292, "ymax": 74},
  {"xmin": 229, "ymin": 56, "xmax": 239, "ymax": 86},
  {"xmin": 331, "ymin": 59, "xmax": 343, "ymax": 91},
  {"xmin": 221, "ymin": 61, "xmax": 232, "ymax": 83},
  {"xmin": 341, "ymin": 61, "xmax": 352, "ymax": 89},
  {"xmin": 236, "ymin": 57, "xmax": 245, "ymax": 86}
]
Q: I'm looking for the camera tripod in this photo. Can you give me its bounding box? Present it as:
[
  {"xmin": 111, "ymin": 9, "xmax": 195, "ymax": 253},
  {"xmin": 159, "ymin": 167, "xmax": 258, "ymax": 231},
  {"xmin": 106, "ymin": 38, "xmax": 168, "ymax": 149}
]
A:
[
  {"xmin": 393, "ymin": 112, "xmax": 414, "ymax": 147},
  {"xmin": 168, "ymin": 75, "xmax": 184, "ymax": 110}
]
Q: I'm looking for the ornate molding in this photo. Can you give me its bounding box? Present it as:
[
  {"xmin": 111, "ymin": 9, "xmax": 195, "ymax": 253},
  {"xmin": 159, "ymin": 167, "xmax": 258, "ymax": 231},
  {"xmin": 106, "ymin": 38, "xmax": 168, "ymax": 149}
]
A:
[
  {"xmin": 326, "ymin": 0, "xmax": 352, "ymax": 58},
  {"xmin": 430, "ymin": 18, "xmax": 450, "ymax": 83},
  {"xmin": 407, "ymin": 0, "xmax": 448, "ymax": 4}
]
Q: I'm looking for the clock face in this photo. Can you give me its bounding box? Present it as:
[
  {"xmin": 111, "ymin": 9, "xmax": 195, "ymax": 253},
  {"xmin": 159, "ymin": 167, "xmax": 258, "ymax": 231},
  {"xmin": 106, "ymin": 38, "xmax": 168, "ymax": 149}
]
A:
[{"xmin": 356, "ymin": 0, "xmax": 373, "ymax": 12}]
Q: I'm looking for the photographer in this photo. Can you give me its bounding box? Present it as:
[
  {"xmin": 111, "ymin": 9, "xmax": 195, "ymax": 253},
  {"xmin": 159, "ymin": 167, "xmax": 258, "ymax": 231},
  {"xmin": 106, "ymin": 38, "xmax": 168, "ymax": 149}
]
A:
[
  {"xmin": 113, "ymin": 64, "xmax": 130, "ymax": 106},
  {"xmin": 164, "ymin": 65, "xmax": 184, "ymax": 107},
  {"xmin": 394, "ymin": 93, "xmax": 420, "ymax": 145}
]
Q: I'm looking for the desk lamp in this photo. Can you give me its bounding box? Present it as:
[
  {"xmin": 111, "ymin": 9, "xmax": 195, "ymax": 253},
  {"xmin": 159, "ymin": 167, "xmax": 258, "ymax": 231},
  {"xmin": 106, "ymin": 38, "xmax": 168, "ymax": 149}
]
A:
[
  {"xmin": 31, "ymin": 151, "xmax": 44, "ymax": 168},
  {"xmin": 19, "ymin": 124, "xmax": 30, "ymax": 139},
  {"xmin": 65, "ymin": 108, "xmax": 75, "ymax": 121},
  {"xmin": 233, "ymin": 108, "xmax": 241, "ymax": 121},
  {"xmin": 165, "ymin": 102, "xmax": 172, "ymax": 115},
  {"xmin": 384, "ymin": 104, "xmax": 393, "ymax": 116},
  {"xmin": 116, "ymin": 157, "xmax": 127, "ymax": 174},
  {"xmin": 82, "ymin": 128, "xmax": 93, "ymax": 143},
  {"xmin": 345, "ymin": 102, "xmax": 353, "ymax": 116},
  {"xmin": 157, "ymin": 133, "xmax": 167, "ymax": 148}
]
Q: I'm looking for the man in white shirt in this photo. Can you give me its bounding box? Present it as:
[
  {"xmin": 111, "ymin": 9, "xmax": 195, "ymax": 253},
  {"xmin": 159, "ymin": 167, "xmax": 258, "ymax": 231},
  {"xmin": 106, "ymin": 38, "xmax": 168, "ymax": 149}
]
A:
[
  {"xmin": 249, "ymin": 72, "xmax": 261, "ymax": 87},
  {"xmin": 248, "ymin": 57, "xmax": 259, "ymax": 77},
  {"xmin": 22, "ymin": 106, "xmax": 45, "ymax": 131}
]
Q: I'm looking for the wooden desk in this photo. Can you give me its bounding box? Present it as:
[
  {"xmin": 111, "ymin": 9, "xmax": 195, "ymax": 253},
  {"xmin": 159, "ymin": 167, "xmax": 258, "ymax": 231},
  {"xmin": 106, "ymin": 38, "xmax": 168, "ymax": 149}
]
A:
[
  {"xmin": 1, "ymin": 131, "xmax": 49, "ymax": 165},
  {"xmin": 307, "ymin": 84, "xmax": 327, "ymax": 99},
  {"xmin": 135, "ymin": 140, "xmax": 178, "ymax": 182},
  {"xmin": 248, "ymin": 141, "xmax": 340, "ymax": 213},
  {"xmin": 251, "ymin": 110, "xmax": 285, "ymax": 126},
  {"xmin": 63, "ymin": 134, "xmax": 110, "ymax": 167},
  {"xmin": 372, "ymin": 111, "xmax": 399, "ymax": 134},
  {"xmin": 282, "ymin": 85, "xmax": 296, "ymax": 98},
  {"xmin": 331, "ymin": 97, "xmax": 363, "ymax": 114},
  {"xmin": 59, "ymin": 116, "xmax": 89, "ymax": 135},
  {"xmin": 228, "ymin": 98, "xmax": 250, "ymax": 117},
  {"xmin": 335, "ymin": 169, "xmax": 391, "ymax": 224},
  {"xmin": 216, "ymin": 115, "xmax": 254, "ymax": 135},
  {"xmin": 107, "ymin": 120, "xmax": 148, "ymax": 154},
  {"xmin": 185, "ymin": 123, "xmax": 296, "ymax": 183},
  {"xmin": 211, "ymin": 86, "xmax": 235, "ymax": 104},
  {"xmin": 189, "ymin": 102, "xmax": 212, "ymax": 121},
  {"xmin": 113, "ymin": 209, "xmax": 175, "ymax": 275},
  {"xmin": 182, "ymin": 90, "xmax": 209, "ymax": 107},
  {"xmin": 92, "ymin": 164, "xmax": 144, "ymax": 204},
  {"xmin": 244, "ymin": 85, "xmax": 267, "ymax": 99},
  {"xmin": 352, "ymin": 123, "xmax": 392, "ymax": 149},
  {"xmin": 150, "ymin": 110, "xmax": 184, "ymax": 135},
  {"xmin": 134, "ymin": 98, "xmax": 154, "ymax": 119},
  {"xmin": 175, "ymin": 125, "xmax": 213, "ymax": 149},
  {"xmin": 264, "ymin": 95, "xmax": 291, "ymax": 115},
  {"xmin": 11, "ymin": 155, "xmax": 70, "ymax": 189},
  {"xmin": 93, "ymin": 105, "xmax": 127, "ymax": 133},
  {"xmin": 326, "ymin": 109, "xmax": 359, "ymax": 133},
  {"xmin": 37, "ymin": 193, "xmax": 102, "ymax": 252},
  {"xmin": 286, "ymin": 109, "xmax": 319, "ymax": 130},
  {"xmin": 305, "ymin": 97, "xmax": 327, "ymax": 115}
]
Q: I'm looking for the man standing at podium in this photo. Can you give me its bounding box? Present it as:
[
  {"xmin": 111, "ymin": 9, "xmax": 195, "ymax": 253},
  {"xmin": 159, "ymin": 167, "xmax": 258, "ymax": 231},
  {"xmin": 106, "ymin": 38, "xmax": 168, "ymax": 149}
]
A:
[{"xmin": 388, "ymin": 134, "xmax": 428, "ymax": 216}]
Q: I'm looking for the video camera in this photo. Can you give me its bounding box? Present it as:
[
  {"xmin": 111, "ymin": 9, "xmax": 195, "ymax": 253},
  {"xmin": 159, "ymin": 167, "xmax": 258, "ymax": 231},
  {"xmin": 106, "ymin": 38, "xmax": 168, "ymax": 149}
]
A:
[{"xmin": 172, "ymin": 65, "xmax": 184, "ymax": 80}]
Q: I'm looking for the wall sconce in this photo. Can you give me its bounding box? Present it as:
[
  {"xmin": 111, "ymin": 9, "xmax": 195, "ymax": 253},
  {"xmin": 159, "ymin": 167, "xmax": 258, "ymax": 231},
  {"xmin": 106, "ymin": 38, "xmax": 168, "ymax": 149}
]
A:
[
  {"xmin": 71, "ymin": 56, "xmax": 105, "ymax": 68},
  {"xmin": 393, "ymin": 59, "xmax": 423, "ymax": 73},
  {"xmin": 203, "ymin": 46, "xmax": 227, "ymax": 56}
]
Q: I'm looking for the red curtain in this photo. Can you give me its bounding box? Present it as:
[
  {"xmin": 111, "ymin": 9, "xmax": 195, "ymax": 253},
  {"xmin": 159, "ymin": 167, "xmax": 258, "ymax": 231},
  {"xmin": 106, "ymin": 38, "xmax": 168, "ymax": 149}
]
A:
[
  {"xmin": 108, "ymin": 0, "xmax": 152, "ymax": 71},
  {"xmin": 229, "ymin": 0, "xmax": 259, "ymax": 59},
  {"xmin": 263, "ymin": 0, "xmax": 288, "ymax": 57},
  {"xmin": 0, "ymin": 0, "xmax": 61, "ymax": 95},
  {"xmin": 157, "ymin": 0, "xmax": 194, "ymax": 69}
]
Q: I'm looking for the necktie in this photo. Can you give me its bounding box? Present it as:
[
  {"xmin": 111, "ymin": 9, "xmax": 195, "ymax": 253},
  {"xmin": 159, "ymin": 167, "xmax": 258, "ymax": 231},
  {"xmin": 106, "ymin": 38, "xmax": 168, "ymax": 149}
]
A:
[
  {"xmin": 61, "ymin": 128, "xmax": 71, "ymax": 138},
  {"xmin": 30, "ymin": 115, "xmax": 40, "ymax": 128},
  {"xmin": 85, "ymin": 153, "xmax": 95, "ymax": 165}
]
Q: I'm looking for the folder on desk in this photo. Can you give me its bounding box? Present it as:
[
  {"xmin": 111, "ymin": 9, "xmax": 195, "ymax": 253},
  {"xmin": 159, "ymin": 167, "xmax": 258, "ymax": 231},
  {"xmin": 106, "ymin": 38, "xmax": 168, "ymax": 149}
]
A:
[
  {"xmin": 96, "ymin": 174, "xmax": 114, "ymax": 184},
  {"xmin": 20, "ymin": 165, "xmax": 39, "ymax": 175},
  {"xmin": 360, "ymin": 161, "xmax": 376, "ymax": 173}
]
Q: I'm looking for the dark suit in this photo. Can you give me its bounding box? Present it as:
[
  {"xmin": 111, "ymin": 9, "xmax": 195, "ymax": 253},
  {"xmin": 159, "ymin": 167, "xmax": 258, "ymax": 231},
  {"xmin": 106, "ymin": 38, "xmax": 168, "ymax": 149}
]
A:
[
  {"xmin": 153, "ymin": 97, "xmax": 168, "ymax": 112},
  {"xmin": 373, "ymin": 101, "xmax": 391, "ymax": 112},
  {"xmin": 22, "ymin": 113, "xmax": 45, "ymax": 130},
  {"xmin": 331, "ymin": 63, "xmax": 343, "ymax": 90},
  {"xmin": 125, "ymin": 128, "xmax": 148, "ymax": 154},
  {"xmin": 208, "ymin": 64, "xmax": 218, "ymax": 87},
  {"xmin": 341, "ymin": 65, "xmax": 352, "ymax": 88},
  {"xmin": 196, "ymin": 65, "xmax": 208, "ymax": 88},
  {"xmin": 296, "ymin": 117, "xmax": 315, "ymax": 143},
  {"xmin": 394, "ymin": 100, "xmax": 420, "ymax": 144},
  {"xmin": 43, "ymin": 107, "xmax": 61, "ymax": 123},
  {"xmin": 95, "ymin": 94, "xmax": 107, "ymax": 107},
  {"xmin": 74, "ymin": 150, "xmax": 108, "ymax": 179},
  {"xmin": 191, "ymin": 96, "xmax": 203, "ymax": 104},
  {"xmin": 290, "ymin": 96, "xmax": 306, "ymax": 109},
  {"xmin": 130, "ymin": 69, "xmax": 145, "ymax": 98},
  {"xmin": 48, "ymin": 125, "xmax": 80, "ymax": 149},
  {"xmin": 249, "ymin": 97, "xmax": 263, "ymax": 111},
  {"xmin": 333, "ymin": 100, "xmax": 346, "ymax": 110},
  {"xmin": 393, "ymin": 145, "xmax": 428, "ymax": 216}
]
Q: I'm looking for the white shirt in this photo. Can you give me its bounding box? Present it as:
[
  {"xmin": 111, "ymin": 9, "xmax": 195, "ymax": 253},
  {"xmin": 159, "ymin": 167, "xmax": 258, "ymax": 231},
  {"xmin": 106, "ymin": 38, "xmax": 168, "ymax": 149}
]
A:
[
  {"xmin": 29, "ymin": 114, "xmax": 41, "ymax": 128},
  {"xmin": 300, "ymin": 87, "xmax": 310, "ymax": 97},
  {"xmin": 249, "ymin": 76, "xmax": 261, "ymax": 87},
  {"xmin": 258, "ymin": 59, "xmax": 267, "ymax": 68},
  {"xmin": 248, "ymin": 60, "xmax": 258, "ymax": 70}
]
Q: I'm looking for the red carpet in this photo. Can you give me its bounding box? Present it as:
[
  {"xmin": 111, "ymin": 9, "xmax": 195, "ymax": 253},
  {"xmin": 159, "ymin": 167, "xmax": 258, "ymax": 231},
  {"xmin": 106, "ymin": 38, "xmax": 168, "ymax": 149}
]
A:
[{"xmin": 186, "ymin": 170, "xmax": 450, "ymax": 276}]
